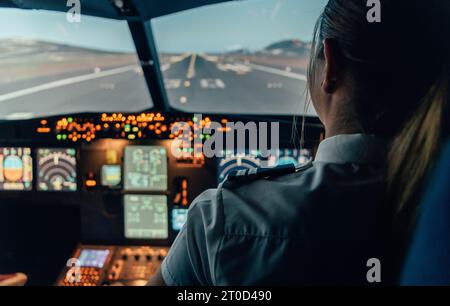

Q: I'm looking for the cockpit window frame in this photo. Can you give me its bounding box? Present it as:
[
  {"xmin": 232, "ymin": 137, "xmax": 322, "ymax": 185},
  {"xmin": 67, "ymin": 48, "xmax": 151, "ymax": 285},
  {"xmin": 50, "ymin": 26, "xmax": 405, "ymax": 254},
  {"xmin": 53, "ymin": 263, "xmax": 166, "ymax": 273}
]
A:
[{"xmin": 127, "ymin": 20, "xmax": 171, "ymax": 112}]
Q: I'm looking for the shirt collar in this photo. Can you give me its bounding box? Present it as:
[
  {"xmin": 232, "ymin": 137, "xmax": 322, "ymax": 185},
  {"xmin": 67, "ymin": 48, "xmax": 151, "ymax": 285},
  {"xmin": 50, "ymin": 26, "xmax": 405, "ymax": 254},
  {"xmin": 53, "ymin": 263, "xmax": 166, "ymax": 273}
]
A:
[{"xmin": 314, "ymin": 134, "xmax": 385, "ymax": 165}]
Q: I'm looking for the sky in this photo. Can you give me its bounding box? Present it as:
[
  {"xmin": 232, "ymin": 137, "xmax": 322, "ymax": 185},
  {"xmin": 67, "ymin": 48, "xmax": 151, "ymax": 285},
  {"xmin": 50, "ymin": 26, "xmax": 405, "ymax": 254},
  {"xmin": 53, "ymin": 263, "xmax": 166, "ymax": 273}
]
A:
[
  {"xmin": 0, "ymin": 8, "xmax": 136, "ymax": 53},
  {"xmin": 152, "ymin": 0, "xmax": 328, "ymax": 53},
  {"xmin": 0, "ymin": 0, "xmax": 327, "ymax": 54}
]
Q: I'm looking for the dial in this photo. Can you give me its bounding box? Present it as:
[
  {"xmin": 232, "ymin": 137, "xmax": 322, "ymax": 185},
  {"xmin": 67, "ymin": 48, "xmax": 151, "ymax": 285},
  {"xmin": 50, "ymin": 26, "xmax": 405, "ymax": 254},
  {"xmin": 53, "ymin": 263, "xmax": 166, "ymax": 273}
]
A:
[{"xmin": 37, "ymin": 148, "xmax": 77, "ymax": 191}]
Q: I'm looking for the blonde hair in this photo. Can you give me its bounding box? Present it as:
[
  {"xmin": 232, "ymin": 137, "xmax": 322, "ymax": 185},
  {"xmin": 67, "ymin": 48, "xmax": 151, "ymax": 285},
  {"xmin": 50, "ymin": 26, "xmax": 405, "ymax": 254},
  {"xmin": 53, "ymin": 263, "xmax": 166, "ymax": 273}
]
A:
[{"xmin": 307, "ymin": 0, "xmax": 449, "ymax": 213}]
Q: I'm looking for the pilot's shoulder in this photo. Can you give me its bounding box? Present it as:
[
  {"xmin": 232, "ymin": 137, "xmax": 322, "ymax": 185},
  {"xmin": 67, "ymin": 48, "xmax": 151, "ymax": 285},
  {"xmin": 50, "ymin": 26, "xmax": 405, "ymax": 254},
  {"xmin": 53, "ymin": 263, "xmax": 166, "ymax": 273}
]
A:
[
  {"xmin": 187, "ymin": 161, "xmax": 315, "ymax": 228},
  {"xmin": 214, "ymin": 161, "xmax": 316, "ymax": 233},
  {"xmin": 221, "ymin": 161, "xmax": 313, "ymax": 190}
]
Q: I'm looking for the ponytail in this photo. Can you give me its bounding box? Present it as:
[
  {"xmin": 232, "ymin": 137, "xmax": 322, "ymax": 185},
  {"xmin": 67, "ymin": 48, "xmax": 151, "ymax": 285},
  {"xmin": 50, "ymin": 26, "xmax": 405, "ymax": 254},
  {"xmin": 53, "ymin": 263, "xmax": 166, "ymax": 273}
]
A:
[{"xmin": 387, "ymin": 72, "xmax": 448, "ymax": 216}]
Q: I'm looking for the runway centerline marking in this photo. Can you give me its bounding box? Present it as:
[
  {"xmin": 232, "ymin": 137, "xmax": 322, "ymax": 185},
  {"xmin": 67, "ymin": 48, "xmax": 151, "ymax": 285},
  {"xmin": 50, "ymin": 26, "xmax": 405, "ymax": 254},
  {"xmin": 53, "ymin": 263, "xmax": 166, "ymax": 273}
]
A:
[
  {"xmin": 169, "ymin": 53, "xmax": 191, "ymax": 64},
  {"xmin": 198, "ymin": 53, "xmax": 219, "ymax": 63},
  {"xmin": 216, "ymin": 63, "xmax": 251, "ymax": 75},
  {"xmin": 161, "ymin": 63, "xmax": 171, "ymax": 72},
  {"xmin": 186, "ymin": 54, "xmax": 197, "ymax": 79},
  {"xmin": 237, "ymin": 62, "xmax": 307, "ymax": 81},
  {"xmin": 0, "ymin": 65, "xmax": 137, "ymax": 103}
]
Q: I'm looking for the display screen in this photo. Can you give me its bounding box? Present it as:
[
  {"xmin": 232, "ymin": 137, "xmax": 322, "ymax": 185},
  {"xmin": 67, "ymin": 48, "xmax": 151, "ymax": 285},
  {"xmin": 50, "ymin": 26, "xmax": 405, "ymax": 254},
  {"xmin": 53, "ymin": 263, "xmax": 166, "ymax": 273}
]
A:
[
  {"xmin": 101, "ymin": 165, "xmax": 121, "ymax": 187},
  {"xmin": 0, "ymin": 147, "xmax": 33, "ymax": 190},
  {"xmin": 124, "ymin": 146, "xmax": 168, "ymax": 191},
  {"xmin": 78, "ymin": 249, "xmax": 110, "ymax": 268},
  {"xmin": 217, "ymin": 152, "xmax": 261, "ymax": 184},
  {"xmin": 37, "ymin": 148, "xmax": 77, "ymax": 191},
  {"xmin": 172, "ymin": 208, "xmax": 188, "ymax": 231},
  {"xmin": 276, "ymin": 149, "xmax": 312, "ymax": 167},
  {"xmin": 217, "ymin": 149, "xmax": 312, "ymax": 183},
  {"xmin": 124, "ymin": 195, "xmax": 168, "ymax": 239}
]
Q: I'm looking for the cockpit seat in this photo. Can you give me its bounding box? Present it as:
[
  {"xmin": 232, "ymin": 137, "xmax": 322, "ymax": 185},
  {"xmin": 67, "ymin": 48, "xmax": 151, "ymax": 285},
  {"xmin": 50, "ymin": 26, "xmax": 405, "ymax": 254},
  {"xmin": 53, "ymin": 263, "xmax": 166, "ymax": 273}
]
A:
[{"xmin": 401, "ymin": 140, "xmax": 450, "ymax": 285}]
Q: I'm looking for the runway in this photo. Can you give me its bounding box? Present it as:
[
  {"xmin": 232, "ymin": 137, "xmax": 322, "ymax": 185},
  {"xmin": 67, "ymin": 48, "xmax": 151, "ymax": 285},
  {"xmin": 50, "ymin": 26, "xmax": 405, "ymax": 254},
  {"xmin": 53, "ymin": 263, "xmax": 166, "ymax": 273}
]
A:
[{"xmin": 0, "ymin": 48, "xmax": 315, "ymax": 119}]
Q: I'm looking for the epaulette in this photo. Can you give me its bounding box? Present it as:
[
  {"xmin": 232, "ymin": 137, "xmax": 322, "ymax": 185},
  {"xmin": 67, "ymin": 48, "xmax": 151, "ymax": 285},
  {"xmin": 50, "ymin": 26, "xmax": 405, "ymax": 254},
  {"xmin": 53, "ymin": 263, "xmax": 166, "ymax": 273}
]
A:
[{"xmin": 222, "ymin": 160, "xmax": 313, "ymax": 189}]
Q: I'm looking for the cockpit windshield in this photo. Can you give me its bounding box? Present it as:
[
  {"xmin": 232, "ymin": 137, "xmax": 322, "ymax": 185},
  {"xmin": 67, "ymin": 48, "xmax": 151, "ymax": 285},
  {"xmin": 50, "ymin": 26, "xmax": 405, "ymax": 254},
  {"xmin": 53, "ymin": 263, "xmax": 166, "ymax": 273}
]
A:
[
  {"xmin": 0, "ymin": 9, "xmax": 152, "ymax": 120},
  {"xmin": 152, "ymin": 0, "xmax": 327, "ymax": 116}
]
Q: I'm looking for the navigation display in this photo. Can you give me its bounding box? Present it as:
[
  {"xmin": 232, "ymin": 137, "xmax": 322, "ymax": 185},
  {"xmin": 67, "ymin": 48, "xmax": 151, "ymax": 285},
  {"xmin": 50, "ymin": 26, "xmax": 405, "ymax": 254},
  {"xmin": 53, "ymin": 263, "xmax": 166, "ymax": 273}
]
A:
[
  {"xmin": 124, "ymin": 195, "xmax": 168, "ymax": 239},
  {"xmin": 276, "ymin": 149, "xmax": 312, "ymax": 167},
  {"xmin": 37, "ymin": 148, "xmax": 77, "ymax": 191},
  {"xmin": 0, "ymin": 147, "xmax": 33, "ymax": 191},
  {"xmin": 101, "ymin": 165, "xmax": 121, "ymax": 187},
  {"xmin": 124, "ymin": 146, "xmax": 168, "ymax": 191},
  {"xmin": 217, "ymin": 149, "xmax": 313, "ymax": 184}
]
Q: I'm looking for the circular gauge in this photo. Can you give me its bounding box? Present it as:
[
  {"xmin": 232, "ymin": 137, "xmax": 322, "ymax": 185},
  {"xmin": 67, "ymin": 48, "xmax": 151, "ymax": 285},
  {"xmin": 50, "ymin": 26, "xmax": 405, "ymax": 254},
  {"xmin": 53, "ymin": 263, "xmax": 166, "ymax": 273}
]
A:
[
  {"xmin": 37, "ymin": 148, "xmax": 77, "ymax": 191},
  {"xmin": 218, "ymin": 155, "xmax": 260, "ymax": 183},
  {"xmin": 3, "ymin": 155, "xmax": 23, "ymax": 182}
]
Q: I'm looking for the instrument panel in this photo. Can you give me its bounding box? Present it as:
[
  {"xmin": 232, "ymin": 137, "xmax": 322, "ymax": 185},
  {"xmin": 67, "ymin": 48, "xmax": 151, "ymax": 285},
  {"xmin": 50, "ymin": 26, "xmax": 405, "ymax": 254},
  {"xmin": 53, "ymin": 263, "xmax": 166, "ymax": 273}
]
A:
[
  {"xmin": 0, "ymin": 112, "xmax": 323, "ymax": 285},
  {"xmin": 0, "ymin": 112, "xmax": 323, "ymax": 241},
  {"xmin": 56, "ymin": 245, "xmax": 168, "ymax": 286}
]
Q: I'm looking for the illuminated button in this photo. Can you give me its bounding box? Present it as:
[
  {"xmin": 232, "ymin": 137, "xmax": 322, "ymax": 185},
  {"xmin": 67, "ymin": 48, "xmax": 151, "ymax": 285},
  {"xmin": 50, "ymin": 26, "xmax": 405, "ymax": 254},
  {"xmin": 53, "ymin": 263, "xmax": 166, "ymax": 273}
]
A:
[{"xmin": 86, "ymin": 180, "xmax": 97, "ymax": 187}]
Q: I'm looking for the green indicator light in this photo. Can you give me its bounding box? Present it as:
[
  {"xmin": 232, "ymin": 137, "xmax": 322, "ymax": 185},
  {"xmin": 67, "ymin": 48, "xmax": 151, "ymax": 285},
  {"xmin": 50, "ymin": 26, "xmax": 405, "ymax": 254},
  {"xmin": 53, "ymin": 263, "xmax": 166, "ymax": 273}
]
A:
[
  {"xmin": 192, "ymin": 117, "xmax": 198, "ymax": 123},
  {"xmin": 62, "ymin": 134, "xmax": 67, "ymax": 140},
  {"xmin": 56, "ymin": 135, "xmax": 62, "ymax": 140},
  {"xmin": 200, "ymin": 134, "xmax": 205, "ymax": 140},
  {"xmin": 68, "ymin": 117, "xmax": 73, "ymax": 123}
]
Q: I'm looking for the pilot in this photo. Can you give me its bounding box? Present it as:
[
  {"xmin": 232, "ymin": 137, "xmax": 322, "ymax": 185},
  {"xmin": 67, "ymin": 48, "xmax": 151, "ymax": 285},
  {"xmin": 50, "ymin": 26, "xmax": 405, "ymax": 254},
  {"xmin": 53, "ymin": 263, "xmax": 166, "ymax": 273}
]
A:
[{"xmin": 149, "ymin": 0, "xmax": 449, "ymax": 285}]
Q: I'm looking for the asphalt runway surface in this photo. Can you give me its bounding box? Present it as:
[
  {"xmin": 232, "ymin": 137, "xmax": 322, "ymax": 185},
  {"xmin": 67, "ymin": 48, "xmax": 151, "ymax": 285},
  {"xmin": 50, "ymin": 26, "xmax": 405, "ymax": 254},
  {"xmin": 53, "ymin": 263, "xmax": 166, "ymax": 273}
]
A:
[{"xmin": 0, "ymin": 52, "xmax": 315, "ymax": 119}]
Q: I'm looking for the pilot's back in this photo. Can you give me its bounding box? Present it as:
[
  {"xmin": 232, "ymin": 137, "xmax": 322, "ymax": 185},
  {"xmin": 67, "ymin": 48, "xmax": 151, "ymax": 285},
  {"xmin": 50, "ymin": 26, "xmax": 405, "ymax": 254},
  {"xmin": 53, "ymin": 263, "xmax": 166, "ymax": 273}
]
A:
[{"xmin": 161, "ymin": 134, "xmax": 386, "ymax": 285}]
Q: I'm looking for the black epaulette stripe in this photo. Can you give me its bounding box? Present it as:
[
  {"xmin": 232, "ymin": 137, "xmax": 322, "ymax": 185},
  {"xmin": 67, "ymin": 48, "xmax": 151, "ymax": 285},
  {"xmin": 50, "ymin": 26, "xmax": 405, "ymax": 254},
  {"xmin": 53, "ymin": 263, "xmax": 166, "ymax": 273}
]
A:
[{"xmin": 227, "ymin": 163, "xmax": 297, "ymax": 182}]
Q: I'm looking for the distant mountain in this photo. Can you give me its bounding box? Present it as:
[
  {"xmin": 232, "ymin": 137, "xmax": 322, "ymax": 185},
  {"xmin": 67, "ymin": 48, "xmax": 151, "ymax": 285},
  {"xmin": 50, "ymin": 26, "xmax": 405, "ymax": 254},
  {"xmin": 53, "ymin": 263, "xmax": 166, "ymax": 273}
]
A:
[
  {"xmin": 0, "ymin": 38, "xmax": 130, "ymax": 55},
  {"xmin": 264, "ymin": 39, "xmax": 311, "ymax": 57}
]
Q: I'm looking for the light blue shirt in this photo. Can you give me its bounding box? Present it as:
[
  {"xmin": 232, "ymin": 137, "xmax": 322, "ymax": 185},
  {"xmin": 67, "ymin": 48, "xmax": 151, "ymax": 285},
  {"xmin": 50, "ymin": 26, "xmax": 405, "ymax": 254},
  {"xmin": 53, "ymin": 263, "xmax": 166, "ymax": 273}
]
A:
[{"xmin": 161, "ymin": 134, "xmax": 386, "ymax": 285}]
